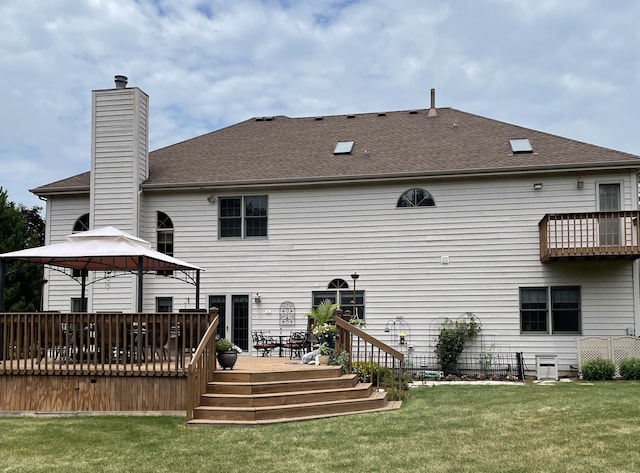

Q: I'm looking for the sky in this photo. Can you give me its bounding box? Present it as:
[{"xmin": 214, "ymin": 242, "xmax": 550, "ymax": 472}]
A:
[{"xmin": 1, "ymin": 0, "xmax": 640, "ymax": 210}]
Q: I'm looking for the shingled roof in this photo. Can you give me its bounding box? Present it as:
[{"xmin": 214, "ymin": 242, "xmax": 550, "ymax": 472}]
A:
[{"xmin": 31, "ymin": 106, "xmax": 640, "ymax": 195}]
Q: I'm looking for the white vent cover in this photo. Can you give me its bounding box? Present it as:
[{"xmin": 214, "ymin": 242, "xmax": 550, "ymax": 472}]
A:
[{"xmin": 536, "ymin": 355, "xmax": 558, "ymax": 381}]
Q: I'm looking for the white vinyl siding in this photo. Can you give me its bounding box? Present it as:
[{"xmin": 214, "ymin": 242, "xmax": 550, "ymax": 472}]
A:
[
  {"xmin": 90, "ymin": 87, "xmax": 148, "ymax": 234},
  {"xmin": 44, "ymin": 171, "xmax": 639, "ymax": 369}
]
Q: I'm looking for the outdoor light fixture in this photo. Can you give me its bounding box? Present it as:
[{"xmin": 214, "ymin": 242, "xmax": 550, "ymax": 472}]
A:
[
  {"xmin": 253, "ymin": 293, "xmax": 261, "ymax": 303},
  {"xmin": 577, "ymin": 177, "xmax": 584, "ymax": 189},
  {"xmin": 533, "ymin": 183, "xmax": 543, "ymax": 190},
  {"xmin": 399, "ymin": 332, "xmax": 406, "ymax": 345}
]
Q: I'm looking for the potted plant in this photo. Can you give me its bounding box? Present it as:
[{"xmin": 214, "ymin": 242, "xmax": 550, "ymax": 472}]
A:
[
  {"xmin": 318, "ymin": 343, "xmax": 332, "ymax": 365},
  {"xmin": 216, "ymin": 338, "xmax": 241, "ymax": 370},
  {"xmin": 307, "ymin": 299, "xmax": 338, "ymax": 347}
]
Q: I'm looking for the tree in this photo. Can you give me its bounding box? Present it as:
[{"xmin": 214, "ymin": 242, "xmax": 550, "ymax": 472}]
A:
[{"xmin": 0, "ymin": 187, "xmax": 45, "ymax": 311}]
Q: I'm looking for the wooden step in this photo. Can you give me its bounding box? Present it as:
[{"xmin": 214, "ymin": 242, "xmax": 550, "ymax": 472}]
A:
[
  {"xmin": 200, "ymin": 383, "xmax": 373, "ymax": 407},
  {"xmin": 188, "ymin": 401, "xmax": 403, "ymax": 426},
  {"xmin": 192, "ymin": 391, "xmax": 390, "ymax": 422},
  {"xmin": 186, "ymin": 357, "xmax": 402, "ymax": 426},
  {"xmin": 207, "ymin": 373, "xmax": 359, "ymax": 395},
  {"xmin": 211, "ymin": 365, "xmax": 342, "ymax": 383}
]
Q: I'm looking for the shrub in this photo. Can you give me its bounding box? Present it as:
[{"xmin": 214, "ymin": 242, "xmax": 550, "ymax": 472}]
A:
[
  {"xmin": 619, "ymin": 358, "xmax": 640, "ymax": 380},
  {"xmin": 435, "ymin": 313, "xmax": 480, "ymax": 375},
  {"xmin": 581, "ymin": 358, "xmax": 615, "ymax": 381}
]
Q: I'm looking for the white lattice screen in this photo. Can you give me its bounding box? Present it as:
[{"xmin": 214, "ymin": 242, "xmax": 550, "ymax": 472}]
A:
[{"xmin": 577, "ymin": 336, "xmax": 640, "ymax": 377}]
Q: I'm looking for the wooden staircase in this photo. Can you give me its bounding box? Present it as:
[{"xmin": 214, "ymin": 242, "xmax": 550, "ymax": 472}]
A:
[{"xmin": 187, "ymin": 360, "xmax": 401, "ymax": 426}]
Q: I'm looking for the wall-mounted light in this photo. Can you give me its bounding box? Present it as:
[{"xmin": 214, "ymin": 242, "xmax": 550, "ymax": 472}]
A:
[
  {"xmin": 207, "ymin": 195, "xmax": 216, "ymax": 203},
  {"xmin": 533, "ymin": 183, "xmax": 543, "ymax": 190},
  {"xmin": 253, "ymin": 293, "xmax": 261, "ymax": 303},
  {"xmin": 577, "ymin": 177, "xmax": 584, "ymax": 189}
]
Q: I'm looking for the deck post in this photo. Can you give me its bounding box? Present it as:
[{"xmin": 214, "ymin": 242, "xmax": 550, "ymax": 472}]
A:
[{"xmin": 137, "ymin": 255, "xmax": 143, "ymax": 312}]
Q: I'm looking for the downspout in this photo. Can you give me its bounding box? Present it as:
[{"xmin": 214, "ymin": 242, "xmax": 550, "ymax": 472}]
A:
[
  {"xmin": 138, "ymin": 255, "xmax": 143, "ymax": 312},
  {"xmin": 634, "ymin": 171, "xmax": 640, "ymax": 336}
]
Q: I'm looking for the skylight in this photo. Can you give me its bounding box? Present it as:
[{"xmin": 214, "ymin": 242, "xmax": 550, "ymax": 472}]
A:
[
  {"xmin": 334, "ymin": 140, "xmax": 354, "ymax": 155},
  {"xmin": 510, "ymin": 138, "xmax": 533, "ymax": 154}
]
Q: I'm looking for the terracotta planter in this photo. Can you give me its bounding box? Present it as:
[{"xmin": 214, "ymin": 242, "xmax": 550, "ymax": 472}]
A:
[
  {"xmin": 217, "ymin": 350, "xmax": 238, "ymax": 370},
  {"xmin": 318, "ymin": 355, "xmax": 330, "ymax": 365}
]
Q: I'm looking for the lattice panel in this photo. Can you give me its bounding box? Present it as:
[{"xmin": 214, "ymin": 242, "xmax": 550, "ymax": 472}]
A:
[
  {"xmin": 577, "ymin": 336, "xmax": 640, "ymax": 377},
  {"xmin": 577, "ymin": 337, "xmax": 610, "ymax": 369},
  {"xmin": 612, "ymin": 336, "xmax": 640, "ymax": 365}
]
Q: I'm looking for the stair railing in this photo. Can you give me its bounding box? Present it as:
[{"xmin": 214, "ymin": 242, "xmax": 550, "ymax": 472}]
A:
[
  {"xmin": 334, "ymin": 317, "xmax": 405, "ymax": 400},
  {"xmin": 185, "ymin": 308, "xmax": 219, "ymax": 421}
]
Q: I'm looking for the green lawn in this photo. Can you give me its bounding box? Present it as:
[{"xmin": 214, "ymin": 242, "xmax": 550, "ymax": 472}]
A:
[{"xmin": 1, "ymin": 381, "xmax": 639, "ymax": 472}]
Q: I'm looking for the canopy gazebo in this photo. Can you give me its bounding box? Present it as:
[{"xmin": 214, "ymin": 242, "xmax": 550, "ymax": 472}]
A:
[{"xmin": 0, "ymin": 226, "xmax": 203, "ymax": 312}]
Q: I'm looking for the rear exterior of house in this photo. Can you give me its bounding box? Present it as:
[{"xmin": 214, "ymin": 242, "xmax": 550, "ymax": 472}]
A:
[{"xmin": 32, "ymin": 77, "xmax": 640, "ymax": 374}]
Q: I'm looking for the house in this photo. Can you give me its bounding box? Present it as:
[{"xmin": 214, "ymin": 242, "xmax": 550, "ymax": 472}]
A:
[{"xmin": 31, "ymin": 76, "xmax": 640, "ymax": 375}]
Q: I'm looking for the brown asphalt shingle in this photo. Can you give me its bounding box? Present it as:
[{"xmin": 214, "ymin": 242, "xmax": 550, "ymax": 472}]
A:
[{"xmin": 31, "ymin": 107, "xmax": 640, "ymax": 195}]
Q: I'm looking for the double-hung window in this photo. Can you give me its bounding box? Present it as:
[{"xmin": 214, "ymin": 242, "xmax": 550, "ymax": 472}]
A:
[
  {"xmin": 219, "ymin": 196, "xmax": 268, "ymax": 238},
  {"xmin": 520, "ymin": 286, "xmax": 581, "ymax": 334}
]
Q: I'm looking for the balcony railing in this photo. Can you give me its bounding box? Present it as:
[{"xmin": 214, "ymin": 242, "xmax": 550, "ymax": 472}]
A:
[
  {"xmin": 0, "ymin": 309, "xmax": 215, "ymax": 377},
  {"xmin": 539, "ymin": 211, "xmax": 640, "ymax": 262}
]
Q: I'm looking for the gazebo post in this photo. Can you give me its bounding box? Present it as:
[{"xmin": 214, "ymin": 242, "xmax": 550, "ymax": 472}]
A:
[
  {"xmin": 137, "ymin": 255, "xmax": 143, "ymax": 312},
  {"xmin": 81, "ymin": 270, "xmax": 87, "ymax": 312},
  {"xmin": 195, "ymin": 270, "xmax": 200, "ymax": 310}
]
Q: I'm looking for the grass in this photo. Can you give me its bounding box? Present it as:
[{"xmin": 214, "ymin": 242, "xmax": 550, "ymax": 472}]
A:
[{"xmin": 1, "ymin": 381, "xmax": 640, "ymax": 472}]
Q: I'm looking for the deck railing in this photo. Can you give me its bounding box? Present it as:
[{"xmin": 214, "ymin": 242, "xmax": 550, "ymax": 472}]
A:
[
  {"xmin": 185, "ymin": 313, "xmax": 218, "ymax": 421},
  {"xmin": 0, "ymin": 309, "xmax": 214, "ymax": 377},
  {"xmin": 539, "ymin": 211, "xmax": 640, "ymax": 262},
  {"xmin": 334, "ymin": 317, "xmax": 405, "ymax": 399}
]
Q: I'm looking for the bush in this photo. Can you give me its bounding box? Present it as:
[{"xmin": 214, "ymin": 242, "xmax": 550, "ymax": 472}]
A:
[
  {"xmin": 435, "ymin": 313, "xmax": 480, "ymax": 375},
  {"xmin": 619, "ymin": 358, "xmax": 640, "ymax": 380},
  {"xmin": 581, "ymin": 358, "xmax": 615, "ymax": 381}
]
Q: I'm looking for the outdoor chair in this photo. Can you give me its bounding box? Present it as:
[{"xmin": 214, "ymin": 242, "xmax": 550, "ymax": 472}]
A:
[
  {"xmin": 144, "ymin": 318, "xmax": 171, "ymax": 361},
  {"xmin": 37, "ymin": 315, "xmax": 64, "ymax": 362},
  {"xmin": 95, "ymin": 316, "xmax": 129, "ymax": 364},
  {"xmin": 177, "ymin": 314, "xmax": 207, "ymax": 368},
  {"xmin": 252, "ymin": 330, "xmax": 277, "ymax": 357},
  {"xmin": 303, "ymin": 331, "xmax": 320, "ymax": 353},
  {"xmin": 281, "ymin": 331, "xmax": 306, "ymax": 359}
]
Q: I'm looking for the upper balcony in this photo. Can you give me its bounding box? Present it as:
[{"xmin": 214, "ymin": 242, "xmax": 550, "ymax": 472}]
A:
[{"xmin": 539, "ymin": 211, "xmax": 640, "ymax": 262}]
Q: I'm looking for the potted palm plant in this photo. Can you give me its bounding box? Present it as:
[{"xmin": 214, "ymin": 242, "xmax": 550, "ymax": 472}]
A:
[
  {"xmin": 306, "ymin": 299, "xmax": 338, "ymax": 347},
  {"xmin": 216, "ymin": 338, "xmax": 241, "ymax": 370}
]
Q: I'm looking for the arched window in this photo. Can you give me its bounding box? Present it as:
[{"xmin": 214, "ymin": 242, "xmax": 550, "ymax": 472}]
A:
[
  {"xmin": 328, "ymin": 278, "xmax": 349, "ymax": 289},
  {"xmin": 157, "ymin": 211, "xmax": 174, "ymax": 276},
  {"xmin": 397, "ymin": 188, "xmax": 435, "ymax": 208},
  {"xmin": 73, "ymin": 213, "xmax": 90, "ymax": 232}
]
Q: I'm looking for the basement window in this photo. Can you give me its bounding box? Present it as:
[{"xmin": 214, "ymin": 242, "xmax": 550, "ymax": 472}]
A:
[
  {"xmin": 334, "ymin": 141, "xmax": 354, "ymax": 155},
  {"xmin": 510, "ymin": 138, "xmax": 533, "ymax": 154}
]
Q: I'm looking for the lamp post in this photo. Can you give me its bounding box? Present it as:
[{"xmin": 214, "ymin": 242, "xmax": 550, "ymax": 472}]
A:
[{"xmin": 350, "ymin": 272, "xmax": 359, "ymax": 318}]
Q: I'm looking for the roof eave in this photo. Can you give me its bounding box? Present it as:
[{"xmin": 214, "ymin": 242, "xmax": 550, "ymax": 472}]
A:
[{"xmin": 141, "ymin": 161, "xmax": 640, "ymax": 192}]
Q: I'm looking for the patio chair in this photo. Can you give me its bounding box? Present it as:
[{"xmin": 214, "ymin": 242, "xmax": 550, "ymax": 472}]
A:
[
  {"xmin": 281, "ymin": 331, "xmax": 306, "ymax": 359},
  {"xmin": 144, "ymin": 318, "xmax": 171, "ymax": 361},
  {"xmin": 37, "ymin": 316, "xmax": 64, "ymax": 362},
  {"xmin": 252, "ymin": 330, "xmax": 277, "ymax": 357},
  {"xmin": 303, "ymin": 331, "xmax": 320, "ymax": 353},
  {"xmin": 95, "ymin": 316, "xmax": 128, "ymax": 364},
  {"xmin": 177, "ymin": 314, "xmax": 207, "ymax": 368}
]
